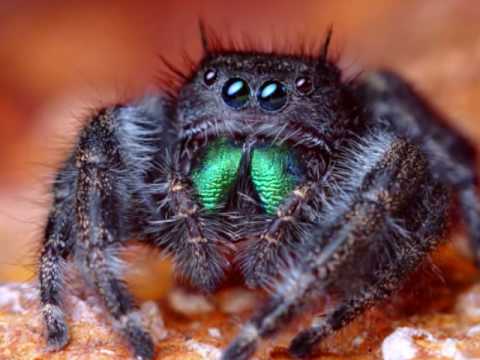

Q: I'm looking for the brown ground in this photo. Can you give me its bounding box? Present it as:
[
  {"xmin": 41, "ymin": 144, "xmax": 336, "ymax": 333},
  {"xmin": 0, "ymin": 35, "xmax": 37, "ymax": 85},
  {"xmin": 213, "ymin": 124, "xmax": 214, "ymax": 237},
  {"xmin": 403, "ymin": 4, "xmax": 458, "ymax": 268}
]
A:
[
  {"xmin": 1, "ymin": 0, "xmax": 480, "ymax": 359},
  {"xmin": 1, "ymin": 245, "xmax": 480, "ymax": 359}
]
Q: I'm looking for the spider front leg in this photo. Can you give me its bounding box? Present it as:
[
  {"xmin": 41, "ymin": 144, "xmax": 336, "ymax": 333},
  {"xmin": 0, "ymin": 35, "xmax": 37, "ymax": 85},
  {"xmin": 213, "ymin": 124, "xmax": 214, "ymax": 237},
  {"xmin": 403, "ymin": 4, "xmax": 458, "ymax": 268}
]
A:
[
  {"xmin": 39, "ymin": 96, "xmax": 173, "ymax": 359},
  {"xmin": 147, "ymin": 166, "xmax": 233, "ymax": 292},
  {"xmin": 289, "ymin": 177, "xmax": 448, "ymax": 357},
  {"xmin": 222, "ymin": 132, "xmax": 450, "ymax": 360},
  {"xmin": 357, "ymin": 70, "xmax": 480, "ymax": 262},
  {"xmin": 235, "ymin": 144, "xmax": 326, "ymax": 288},
  {"xmin": 73, "ymin": 132, "xmax": 154, "ymax": 360},
  {"xmin": 39, "ymin": 158, "xmax": 76, "ymax": 350},
  {"xmin": 237, "ymin": 182, "xmax": 320, "ymax": 288}
]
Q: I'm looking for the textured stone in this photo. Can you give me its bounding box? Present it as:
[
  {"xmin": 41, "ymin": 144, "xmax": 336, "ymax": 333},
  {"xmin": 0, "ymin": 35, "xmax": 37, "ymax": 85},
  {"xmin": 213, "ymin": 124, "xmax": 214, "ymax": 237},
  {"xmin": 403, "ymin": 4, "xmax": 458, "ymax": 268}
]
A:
[{"xmin": 1, "ymin": 246, "xmax": 480, "ymax": 359}]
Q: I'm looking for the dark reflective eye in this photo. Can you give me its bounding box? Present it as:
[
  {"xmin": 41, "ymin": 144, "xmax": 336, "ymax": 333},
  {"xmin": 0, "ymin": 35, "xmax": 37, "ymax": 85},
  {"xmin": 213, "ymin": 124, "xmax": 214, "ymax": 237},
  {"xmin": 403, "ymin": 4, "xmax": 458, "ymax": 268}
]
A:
[
  {"xmin": 295, "ymin": 76, "xmax": 314, "ymax": 95},
  {"xmin": 222, "ymin": 78, "xmax": 250, "ymax": 109},
  {"xmin": 204, "ymin": 69, "xmax": 217, "ymax": 86},
  {"xmin": 257, "ymin": 80, "xmax": 287, "ymax": 111}
]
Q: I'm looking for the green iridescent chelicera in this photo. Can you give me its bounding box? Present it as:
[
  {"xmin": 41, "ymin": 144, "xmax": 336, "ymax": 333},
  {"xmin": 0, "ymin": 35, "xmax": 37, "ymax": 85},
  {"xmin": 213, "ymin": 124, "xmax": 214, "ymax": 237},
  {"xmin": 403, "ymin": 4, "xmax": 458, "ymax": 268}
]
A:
[
  {"xmin": 191, "ymin": 139, "xmax": 299, "ymax": 214},
  {"xmin": 191, "ymin": 139, "xmax": 243, "ymax": 211},
  {"xmin": 250, "ymin": 146, "xmax": 297, "ymax": 214}
]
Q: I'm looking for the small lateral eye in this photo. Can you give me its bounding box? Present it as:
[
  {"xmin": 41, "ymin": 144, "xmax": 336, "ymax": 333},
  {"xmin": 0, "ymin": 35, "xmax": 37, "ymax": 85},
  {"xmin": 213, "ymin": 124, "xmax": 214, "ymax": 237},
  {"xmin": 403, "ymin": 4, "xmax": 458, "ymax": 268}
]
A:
[
  {"xmin": 203, "ymin": 68, "xmax": 217, "ymax": 86},
  {"xmin": 222, "ymin": 78, "xmax": 250, "ymax": 109},
  {"xmin": 257, "ymin": 80, "xmax": 287, "ymax": 112},
  {"xmin": 295, "ymin": 76, "xmax": 314, "ymax": 95}
]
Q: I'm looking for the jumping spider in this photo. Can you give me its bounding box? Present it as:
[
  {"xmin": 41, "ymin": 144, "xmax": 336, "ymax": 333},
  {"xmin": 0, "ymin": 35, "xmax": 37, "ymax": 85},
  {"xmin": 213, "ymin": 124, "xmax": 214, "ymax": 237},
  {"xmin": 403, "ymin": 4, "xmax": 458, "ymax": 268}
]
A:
[{"xmin": 38, "ymin": 28, "xmax": 480, "ymax": 360}]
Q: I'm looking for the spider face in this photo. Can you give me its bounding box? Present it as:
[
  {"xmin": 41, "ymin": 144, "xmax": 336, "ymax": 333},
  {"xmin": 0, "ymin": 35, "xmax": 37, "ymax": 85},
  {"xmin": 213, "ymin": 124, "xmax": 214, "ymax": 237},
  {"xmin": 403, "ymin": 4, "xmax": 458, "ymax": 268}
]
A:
[
  {"xmin": 177, "ymin": 52, "xmax": 353, "ymax": 151},
  {"xmin": 174, "ymin": 53, "xmax": 347, "ymax": 218}
]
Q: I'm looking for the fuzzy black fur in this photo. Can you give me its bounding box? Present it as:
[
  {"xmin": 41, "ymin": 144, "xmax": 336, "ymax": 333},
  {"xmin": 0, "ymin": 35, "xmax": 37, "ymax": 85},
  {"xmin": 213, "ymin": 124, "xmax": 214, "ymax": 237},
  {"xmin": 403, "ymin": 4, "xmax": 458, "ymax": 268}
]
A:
[{"xmin": 38, "ymin": 28, "xmax": 480, "ymax": 360}]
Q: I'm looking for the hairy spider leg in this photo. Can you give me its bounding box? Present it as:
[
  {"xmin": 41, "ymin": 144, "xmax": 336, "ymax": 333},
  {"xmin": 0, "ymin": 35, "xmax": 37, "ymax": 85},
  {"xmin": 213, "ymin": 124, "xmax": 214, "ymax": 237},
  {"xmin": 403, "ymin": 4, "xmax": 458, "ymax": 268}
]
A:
[
  {"xmin": 358, "ymin": 71, "xmax": 480, "ymax": 263},
  {"xmin": 39, "ymin": 158, "xmax": 77, "ymax": 351},
  {"xmin": 147, "ymin": 160, "xmax": 234, "ymax": 292},
  {"xmin": 39, "ymin": 96, "xmax": 173, "ymax": 359},
  {"xmin": 221, "ymin": 133, "xmax": 450, "ymax": 360},
  {"xmin": 236, "ymin": 179, "xmax": 324, "ymax": 288}
]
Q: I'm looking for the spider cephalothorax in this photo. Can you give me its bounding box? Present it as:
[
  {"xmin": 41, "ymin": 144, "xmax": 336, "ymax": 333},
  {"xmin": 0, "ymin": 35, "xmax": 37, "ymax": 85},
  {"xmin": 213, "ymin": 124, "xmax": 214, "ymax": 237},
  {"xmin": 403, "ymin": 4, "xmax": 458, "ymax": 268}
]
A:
[
  {"xmin": 164, "ymin": 38, "xmax": 363, "ymax": 291},
  {"xmin": 38, "ymin": 28, "xmax": 480, "ymax": 360}
]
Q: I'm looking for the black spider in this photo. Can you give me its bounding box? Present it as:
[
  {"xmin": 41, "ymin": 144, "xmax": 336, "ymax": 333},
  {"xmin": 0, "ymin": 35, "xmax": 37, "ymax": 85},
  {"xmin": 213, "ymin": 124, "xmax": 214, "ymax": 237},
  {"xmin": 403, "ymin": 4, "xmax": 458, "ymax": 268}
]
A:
[{"xmin": 38, "ymin": 27, "xmax": 480, "ymax": 360}]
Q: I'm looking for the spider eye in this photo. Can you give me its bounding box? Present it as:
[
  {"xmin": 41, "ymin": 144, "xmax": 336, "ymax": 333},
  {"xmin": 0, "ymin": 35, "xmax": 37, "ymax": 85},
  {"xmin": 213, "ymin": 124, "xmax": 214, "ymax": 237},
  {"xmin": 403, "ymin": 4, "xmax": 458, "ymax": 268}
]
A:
[
  {"xmin": 204, "ymin": 68, "xmax": 217, "ymax": 86},
  {"xmin": 222, "ymin": 78, "xmax": 250, "ymax": 109},
  {"xmin": 295, "ymin": 76, "xmax": 314, "ymax": 95},
  {"xmin": 257, "ymin": 80, "xmax": 287, "ymax": 112}
]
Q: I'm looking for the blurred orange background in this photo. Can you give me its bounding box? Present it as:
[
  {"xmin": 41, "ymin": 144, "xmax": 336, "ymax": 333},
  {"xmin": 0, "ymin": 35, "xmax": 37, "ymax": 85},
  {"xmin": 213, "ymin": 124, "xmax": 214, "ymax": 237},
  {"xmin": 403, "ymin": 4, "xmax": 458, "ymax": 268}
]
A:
[{"xmin": 1, "ymin": 0, "xmax": 480, "ymax": 283}]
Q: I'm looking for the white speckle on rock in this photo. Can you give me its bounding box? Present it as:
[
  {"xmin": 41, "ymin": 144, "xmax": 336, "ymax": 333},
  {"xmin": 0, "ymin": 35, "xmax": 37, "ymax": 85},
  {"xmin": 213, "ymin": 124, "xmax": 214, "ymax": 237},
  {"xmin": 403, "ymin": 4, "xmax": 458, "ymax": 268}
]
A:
[
  {"xmin": 208, "ymin": 327, "xmax": 222, "ymax": 338},
  {"xmin": 68, "ymin": 293, "xmax": 104, "ymax": 323},
  {"xmin": 382, "ymin": 327, "xmax": 430, "ymax": 360},
  {"xmin": 168, "ymin": 288, "xmax": 214, "ymax": 315},
  {"xmin": 466, "ymin": 324, "xmax": 480, "ymax": 337},
  {"xmin": 186, "ymin": 339, "xmax": 221, "ymax": 360},
  {"xmin": 140, "ymin": 301, "xmax": 167, "ymax": 341},
  {"xmin": 98, "ymin": 349, "xmax": 116, "ymax": 355},
  {"xmin": 352, "ymin": 332, "xmax": 367, "ymax": 347},
  {"xmin": 439, "ymin": 338, "xmax": 457, "ymax": 358},
  {"xmin": 219, "ymin": 288, "xmax": 256, "ymax": 314},
  {"xmin": 0, "ymin": 285, "xmax": 25, "ymax": 313},
  {"xmin": 382, "ymin": 327, "xmax": 472, "ymax": 360},
  {"xmin": 456, "ymin": 284, "xmax": 480, "ymax": 320},
  {"xmin": 438, "ymin": 338, "xmax": 468, "ymax": 360},
  {"xmin": 0, "ymin": 283, "xmax": 37, "ymax": 313}
]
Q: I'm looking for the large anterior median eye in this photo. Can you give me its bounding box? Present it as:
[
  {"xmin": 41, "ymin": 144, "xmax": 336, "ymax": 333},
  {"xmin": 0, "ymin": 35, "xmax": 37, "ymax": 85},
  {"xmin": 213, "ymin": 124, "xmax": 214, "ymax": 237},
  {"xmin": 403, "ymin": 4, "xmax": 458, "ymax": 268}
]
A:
[
  {"xmin": 222, "ymin": 78, "xmax": 250, "ymax": 109},
  {"xmin": 257, "ymin": 80, "xmax": 287, "ymax": 112}
]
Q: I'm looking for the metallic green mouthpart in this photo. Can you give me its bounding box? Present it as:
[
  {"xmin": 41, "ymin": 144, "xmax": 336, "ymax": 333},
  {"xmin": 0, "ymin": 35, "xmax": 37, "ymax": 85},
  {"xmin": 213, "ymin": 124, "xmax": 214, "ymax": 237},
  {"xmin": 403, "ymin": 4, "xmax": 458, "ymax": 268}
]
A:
[
  {"xmin": 251, "ymin": 146, "xmax": 298, "ymax": 215},
  {"xmin": 191, "ymin": 139, "xmax": 242, "ymax": 211}
]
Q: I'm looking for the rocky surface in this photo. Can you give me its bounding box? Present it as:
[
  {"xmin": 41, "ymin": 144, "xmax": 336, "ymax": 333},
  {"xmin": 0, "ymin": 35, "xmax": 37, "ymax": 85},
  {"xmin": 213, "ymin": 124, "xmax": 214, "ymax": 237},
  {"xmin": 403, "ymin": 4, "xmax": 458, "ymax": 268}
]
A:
[{"xmin": 1, "ymin": 245, "xmax": 480, "ymax": 359}]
